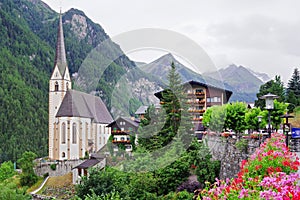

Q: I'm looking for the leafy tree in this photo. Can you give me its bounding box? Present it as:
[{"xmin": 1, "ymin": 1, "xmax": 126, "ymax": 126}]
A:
[
  {"xmin": 0, "ymin": 181, "xmax": 31, "ymax": 200},
  {"xmin": 225, "ymin": 102, "xmax": 247, "ymax": 135},
  {"xmin": 270, "ymin": 100, "xmax": 287, "ymax": 130},
  {"xmin": 202, "ymin": 106, "xmax": 226, "ymax": 133},
  {"xmin": 255, "ymin": 75, "xmax": 285, "ymax": 109},
  {"xmin": 17, "ymin": 151, "xmax": 38, "ymax": 186},
  {"xmin": 0, "ymin": 161, "xmax": 15, "ymax": 181},
  {"xmin": 76, "ymin": 167, "xmax": 129, "ymax": 199},
  {"xmin": 245, "ymin": 107, "xmax": 266, "ymax": 132}
]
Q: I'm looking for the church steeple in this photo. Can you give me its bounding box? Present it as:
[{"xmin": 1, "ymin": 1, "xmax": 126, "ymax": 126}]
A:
[{"xmin": 54, "ymin": 10, "xmax": 68, "ymax": 77}]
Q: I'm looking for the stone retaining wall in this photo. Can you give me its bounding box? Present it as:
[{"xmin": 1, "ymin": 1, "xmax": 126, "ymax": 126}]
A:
[
  {"xmin": 34, "ymin": 160, "xmax": 84, "ymax": 177},
  {"xmin": 204, "ymin": 134, "xmax": 263, "ymax": 180}
]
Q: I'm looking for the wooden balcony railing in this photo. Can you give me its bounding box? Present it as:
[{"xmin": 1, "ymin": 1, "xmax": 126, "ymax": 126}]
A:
[
  {"xmin": 112, "ymin": 140, "xmax": 131, "ymax": 144},
  {"xmin": 192, "ymin": 118, "xmax": 203, "ymax": 121},
  {"xmin": 188, "ymin": 109, "xmax": 206, "ymax": 113},
  {"xmin": 186, "ymin": 100, "xmax": 205, "ymax": 104}
]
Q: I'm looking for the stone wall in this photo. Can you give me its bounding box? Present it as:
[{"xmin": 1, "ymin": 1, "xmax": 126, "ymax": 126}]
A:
[
  {"xmin": 204, "ymin": 134, "xmax": 263, "ymax": 180},
  {"xmin": 34, "ymin": 159, "xmax": 84, "ymax": 177}
]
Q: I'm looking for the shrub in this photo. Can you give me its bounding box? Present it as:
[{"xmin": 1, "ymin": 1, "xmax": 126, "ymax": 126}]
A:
[
  {"xmin": 43, "ymin": 172, "xmax": 49, "ymax": 179},
  {"xmin": 50, "ymin": 163, "xmax": 56, "ymax": 171}
]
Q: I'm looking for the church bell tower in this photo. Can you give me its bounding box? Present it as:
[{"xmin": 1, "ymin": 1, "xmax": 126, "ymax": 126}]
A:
[{"xmin": 49, "ymin": 11, "xmax": 72, "ymax": 160}]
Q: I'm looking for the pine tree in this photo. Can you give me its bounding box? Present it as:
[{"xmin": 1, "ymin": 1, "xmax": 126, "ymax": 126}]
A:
[
  {"xmin": 138, "ymin": 62, "xmax": 193, "ymax": 151},
  {"xmin": 286, "ymin": 68, "xmax": 300, "ymax": 112}
]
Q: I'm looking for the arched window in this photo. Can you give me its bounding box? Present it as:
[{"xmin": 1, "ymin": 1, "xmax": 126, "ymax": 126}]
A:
[
  {"xmin": 66, "ymin": 82, "xmax": 69, "ymax": 90},
  {"xmin": 55, "ymin": 81, "xmax": 59, "ymax": 91},
  {"xmin": 61, "ymin": 123, "xmax": 66, "ymax": 144},
  {"xmin": 62, "ymin": 152, "xmax": 65, "ymax": 158},
  {"xmin": 72, "ymin": 123, "xmax": 77, "ymax": 144}
]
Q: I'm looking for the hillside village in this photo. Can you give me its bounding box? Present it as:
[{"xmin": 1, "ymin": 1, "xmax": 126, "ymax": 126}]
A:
[{"xmin": 1, "ymin": 1, "xmax": 300, "ymax": 200}]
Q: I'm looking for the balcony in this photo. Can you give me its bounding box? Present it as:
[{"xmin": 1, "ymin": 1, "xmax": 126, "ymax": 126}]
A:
[
  {"xmin": 187, "ymin": 92, "xmax": 205, "ymax": 97},
  {"xmin": 186, "ymin": 100, "xmax": 205, "ymax": 105},
  {"xmin": 112, "ymin": 139, "xmax": 131, "ymax": 144},
  {"xmin": 188, "ymin": 109, "xmax": 205, "ymax": 113},
  {"xmin": 192, "ymin": 118, "xmax": 203, "ymax": 121},
  {"xmin": 111, "ymin": 130, "xmax": 131, "ymax": 135}
]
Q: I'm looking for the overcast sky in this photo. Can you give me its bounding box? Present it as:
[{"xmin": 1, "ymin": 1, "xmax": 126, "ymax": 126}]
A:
[{"xmin": 42, "ymin": 0, "xmax": 300, "ymax": 84}]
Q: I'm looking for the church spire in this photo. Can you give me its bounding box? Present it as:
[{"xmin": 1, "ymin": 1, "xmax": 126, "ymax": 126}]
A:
[{"xmin": 54, "ymin": 10, "xmax": 68, "ymax": 76}]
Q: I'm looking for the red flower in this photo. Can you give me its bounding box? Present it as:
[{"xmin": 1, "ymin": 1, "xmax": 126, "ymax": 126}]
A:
[
  {"xmin": 275, "ymin": 167, "xmax": 282, "ymax": 172},
  {"xmin": 255, "ymin": 165, "xmax": 262, "ymax": 170}
]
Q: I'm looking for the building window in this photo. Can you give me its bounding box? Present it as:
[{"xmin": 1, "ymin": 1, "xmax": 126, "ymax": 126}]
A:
[
  {"xmin": 207, "ymin": 97, "xmax": 211, "ymax": 102},
  {"xmin": 121, "ymin": 137, "xmax": 125, "ymax": 141},
  {"xmin": 62, "ymin": 152, "xmax": 65, "ymax": 158},
  {"xmin": 103, "ymin": 137, "xmax": 105, "ymax": 144},
  {"xmin": 72, "ymin": 123, "xmax": 77, "ymax": 144},
  {"xmin": 121, "ymin": 127, "xmax": 124, "ymax": 131},
  {"xmin": 195, "ymin": 89, "xmax": 203, "ymax": 93},
  {"xmin": 55, "ymin": 82, "xmax": 59, "ymax": 91},
  {"xmin": 61, "ymin": 123, "xmax": 66, "ymax": 144},
  {"xmin": 66, "ymin": 82, "xmax": 69, "ymax": 90},
  {"xmin": 99, "ymin": 137, "xmax": 101, "ymax": 144}
]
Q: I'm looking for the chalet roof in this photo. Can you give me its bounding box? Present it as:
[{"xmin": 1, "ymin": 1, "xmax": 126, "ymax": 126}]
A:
[
  {"xmin": 56, "ymin": 90, "xmax": 113, "ymax": 124},
  {"xmin": 54, "ymin": 12, "xmax": 68, "ymax": 76},
  {"xmin": 73, "ymin": 159, "xmax": 102, "ymax": 169},
  {"xmin": 135, "ymin": 105, "xmax": 148, "ymax": 115},
  {"xmin": 107, "ymin": 116, "xmax": 140, "ymax": 128}
]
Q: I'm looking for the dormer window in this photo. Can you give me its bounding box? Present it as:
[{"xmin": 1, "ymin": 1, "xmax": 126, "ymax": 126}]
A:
[{"xmin": 55, "ymin": 82, "xmax": 59, "ymax": 91}]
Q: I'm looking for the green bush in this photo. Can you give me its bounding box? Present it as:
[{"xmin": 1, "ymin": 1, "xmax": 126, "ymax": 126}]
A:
[
  {"xmin": 50, "ymin": 163, "xmax": 56, "ymax": 171},
  {"xmin": 43, "ymin": 172, "xmax": 49, "ymax": 179}
]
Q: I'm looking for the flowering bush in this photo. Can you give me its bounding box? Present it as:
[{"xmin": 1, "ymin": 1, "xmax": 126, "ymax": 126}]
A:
[{"xmin": 199, "ymin": 133, "xmax": 300, "ymax": 199}]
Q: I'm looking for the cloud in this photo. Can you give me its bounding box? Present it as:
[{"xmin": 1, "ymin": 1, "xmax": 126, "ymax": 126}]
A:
[{"xmin": 206, "ymin": 15, "xmax": 300, "ymax": 57}]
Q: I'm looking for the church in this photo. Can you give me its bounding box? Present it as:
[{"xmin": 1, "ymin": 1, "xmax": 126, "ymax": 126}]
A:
[{"xmin": 48, "ymin": 13, "xmax": 113, "ymax": 161}]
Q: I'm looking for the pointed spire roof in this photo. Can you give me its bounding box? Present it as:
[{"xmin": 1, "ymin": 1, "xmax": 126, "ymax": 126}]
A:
[{"xmin": 54, "ymin": 11, "xmax": 68, "ymax": 76}]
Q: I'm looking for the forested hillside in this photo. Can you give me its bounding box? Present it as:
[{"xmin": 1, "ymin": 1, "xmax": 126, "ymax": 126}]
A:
[
  {"xmin": 0, "ymin": 0, "xmax": 163, "ymax": 162},
  {"xmin": 0, "ymin": 0, "xmax": 54, "ymax": 162}
]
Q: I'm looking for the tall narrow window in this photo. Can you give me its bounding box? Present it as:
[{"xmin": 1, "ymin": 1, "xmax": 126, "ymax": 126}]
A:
[
  {"xmin": 66, "ymin": 82, "xmax": 69, "ymax": 90},
  {"xmin": 55, "ymin": 81, "xmax": 59, "ymax": 91},
  {"xmin": 61, "ymin": 123, "xmax": 66, "ymax": 144},
  {"xmin": 72, "ymin": 123, "xmax": 77, "ymax": 144}
]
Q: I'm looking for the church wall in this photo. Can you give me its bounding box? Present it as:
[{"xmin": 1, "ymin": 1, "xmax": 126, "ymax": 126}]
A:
[{"xmin": 56, "ymin": 117, "xmax": 92, "ymax": 160}]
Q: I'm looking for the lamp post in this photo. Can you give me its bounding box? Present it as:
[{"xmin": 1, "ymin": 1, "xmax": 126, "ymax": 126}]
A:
[
  {"xmin": 257, "ymin": 115, "xmax": 262, "ymax": 146},
  {"xmin": 260, "ymin": 93, "xmax": 279, "ymax": 138},
  {"xmin": 280, "ymin": 113, "xmax": 294, "ymax": 148}
]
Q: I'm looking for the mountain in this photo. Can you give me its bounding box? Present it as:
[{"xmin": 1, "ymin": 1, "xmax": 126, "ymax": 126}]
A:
[
  {"xmin": 0, "ymin": 0, "xmax": 163, "ymax": 162},
  {"xmin": 141, "ymin": 55, "xmax": 269, "ymax": 102},
  {"xmin": 140, "ymin": 53, "xmax": 235, "ymax": 93},
  {"xmin": 203, "ymin": 64, "xmax": 271, "ymax": 102},
  {"xmin": 248, "ymin": 68, "xmax": 271, "ymax": 83},
  {"xmin": 141, "ymin": 53, "xmax": 206, "ymax": 83}
]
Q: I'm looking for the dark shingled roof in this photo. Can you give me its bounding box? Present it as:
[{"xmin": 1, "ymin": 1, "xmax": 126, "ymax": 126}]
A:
[
  {"xmin": 135, "ymin": 105, "xmax": 148, "ymax": 115},
  {"xmin": 107, "ymin": 116, "xmax": 140, "ymax": 128},
  {"xmin": 54, "ymin": 12, "xmax": 68, "ymax": 76},
  {"xmin": 73, "ymin": 159, "xmax": 102, "ymax": 169},
  {"xmin": 56, "ymin": 90, "xmax": 113, "ymax": 124}
]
